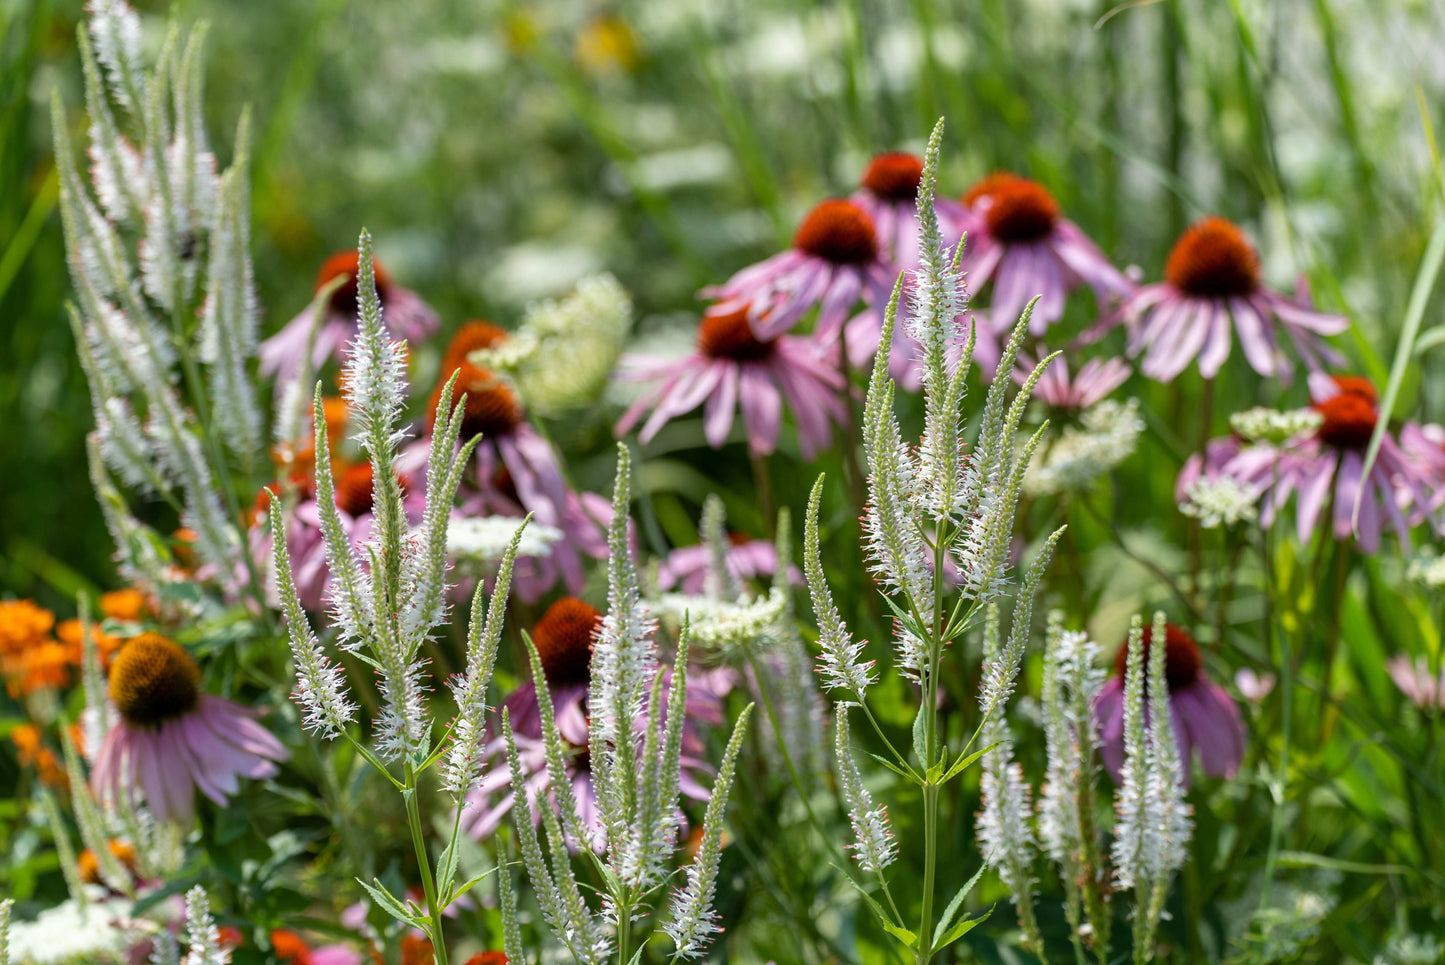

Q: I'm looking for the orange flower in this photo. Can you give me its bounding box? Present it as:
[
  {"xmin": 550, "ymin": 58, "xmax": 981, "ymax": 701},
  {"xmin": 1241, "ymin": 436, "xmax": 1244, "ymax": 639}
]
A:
[
  {"xmin": 10, "ymin": 723, "xmax": 68, "ymax": 789},
  {"xmin": 78, "ymin": 839, "xmax": 138, "ymax": 884},
  {"xmin": 401, "ymin": 933, "xmax": 435, "ymax": 965},
  {"xmin": 3, "ymin": 640, "xmax": 72, "ymax": 697},
  {"xmin": 100, "ymin": 588, "xmax": 147, "ymax": 622},
  {"xmin": 0, "ymin": 599, "xmax": 55, "ymax": 655},
  {"xmin": 55, "ymin": 618, "xmax": 123, "ymax": 670}
]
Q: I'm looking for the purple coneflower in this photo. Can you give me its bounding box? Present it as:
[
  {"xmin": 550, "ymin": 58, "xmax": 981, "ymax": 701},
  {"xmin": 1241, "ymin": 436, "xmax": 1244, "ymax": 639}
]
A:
[
  {"xmin": 705, "ymin": 199, "xmax": 895, "ymax": 341},
  {"xmin": 1093, "ymin": 621, "xmax": 1243, "ymax": 785},
  {"xmin": 1016, "ymin": 349, "xmax": 1130, "ymax": 411},
  {"xmin": 657, "ymin": 534, "xmax": 801, "ymax": 594},
  {"xmin": 850, "ymin": 151, "xmax": 967, "ymax": 268},
  {"xmin": 1388, "ymin": 655, "xmax": 1444, "ymax": 710},
  {"xmin": 92, "ymin": 634, "xmax": 288, "ymax": 824},
  {"xmin": 615, "ymin": 303, "xmax": 848, "ymax": 459},
  {"xmin": 463, "ymin": 598, "xmax": 717, "ymax": 843},
  {"xmin": 1190, "ymin": 376, "xmax": 1443, "ymax": 552},
  {"xmin": 262, "ymin": 461, "xmax": 389, "ymax": 612},
  {"xmin": 1113, "ymin": 217, "xmax": 1346, "ymax": 381},
  {"xmin": 259, "ymin": 250, "xmax": 439, "ymax": 380},
  {"xmin": 403, "ymin": 350, "xmax": 607, "ymax": 597},
  {"xmin": 960, "ymin": 172, "xmax": 1131, "ymax": 334}
]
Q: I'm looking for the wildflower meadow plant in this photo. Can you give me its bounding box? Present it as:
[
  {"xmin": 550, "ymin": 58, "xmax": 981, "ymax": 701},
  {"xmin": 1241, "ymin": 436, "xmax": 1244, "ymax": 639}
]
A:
[
  {"xmin": 14, "ymin": 0, "xmax": 1445, "ymax": 961},
  {"xmin": 801, "ymin": 120, "xmax": 1068, "ymax": 964}
]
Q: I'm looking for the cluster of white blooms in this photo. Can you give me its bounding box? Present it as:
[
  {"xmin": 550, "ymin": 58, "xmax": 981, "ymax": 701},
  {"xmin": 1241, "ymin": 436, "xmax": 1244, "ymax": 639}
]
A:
[
  {"xmin": 57, "ymin": 1, "xmax": 266, "ymax": 605},
  {"xmin": 1024, "ymin": 398, "xmax": 1144, "ymax": 497},
  {"xmin": 445, "ymin": 515, "xmax": 561, "ymax": 568},
  {"xmin": 651, "ymin": 590, "xmax": 787, "ymax": 655},
  {"xmin": 1113, "ymin": 613, "xmax": 1193, "ymax": 958},
  {"xmin": 2, "ymin": 892, "xmax": 133, "ymax": 965},
  {"xmin": 473, "ymin": 273, "xmax": 632, "ymax": 415},
  {"xmin": 1230, "ymin": 406, "xmax": 1323, "ymax": 444},
  {"xmin": 1406, "ymin": 549, "xmax": 1445, "ymax": 589},
  {"xmin": 833, "ymin": 709, "xmax": 898, "ymax": 872},
  {"xmin": 505, "ymin": 446, "xmax": 752, "ymax": 963},
  {"xmin": 1180, "ymin": 475, "xmax": 1261, "ymax": 528}
]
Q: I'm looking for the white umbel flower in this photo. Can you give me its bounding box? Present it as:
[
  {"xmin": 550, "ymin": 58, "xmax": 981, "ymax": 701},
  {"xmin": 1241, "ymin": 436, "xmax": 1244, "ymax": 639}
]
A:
[
  {"xmin": 5, "ymin": 893, "xmax": 133, "ymax": 965},
  {"xmin": 1180, "ymin": 475, "xmax": 1260, "ymax": 529},
  {"xmin": 446, "ymin": 515, "xmax": 561, "ymax": 565},
  {"xmin": 473, "ymin": 273, "xmax": 632, "ymax": 416},
  {"xmin": 1229, "ymin": 406, "xmax": 1323, "ymax": 444},
  {"xmin": 1024, "ymin": 398, "xmax": 1144, "ymax": 497}
]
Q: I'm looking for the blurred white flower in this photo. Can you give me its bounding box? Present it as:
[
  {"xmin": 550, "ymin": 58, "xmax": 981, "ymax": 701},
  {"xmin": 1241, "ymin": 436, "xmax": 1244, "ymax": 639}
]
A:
[
  {"xmin": 446, "ymin": 515, "xmax": 561, "ymax": 565},
  {"xmin": 475, "ymin": 274, "xmax": 632, "ymax": 416},
  {"xmin": 5, "ymin": 892, "xmax": 132, "ymax": 964},
  {"xmin": 1229, "ymin": 406, "xmax": 1322, "ymax": 445},
  {"xmin": 1024, "ymin": 398, "xmax": 1144, "ymax": 496},
  {"xmin": 1180, "ymin": 476, "xmax": 1260, "ymax": 529}
]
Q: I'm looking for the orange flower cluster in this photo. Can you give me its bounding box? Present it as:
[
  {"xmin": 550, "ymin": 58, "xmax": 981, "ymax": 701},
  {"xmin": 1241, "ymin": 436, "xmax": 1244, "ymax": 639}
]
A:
[
  {"xmin": 0, "ymin": 594, "xmax": 134, "ymax": 698},
  {"xmin": 10, "ymin": 723, "xmax": 67, "ymax": 789}
]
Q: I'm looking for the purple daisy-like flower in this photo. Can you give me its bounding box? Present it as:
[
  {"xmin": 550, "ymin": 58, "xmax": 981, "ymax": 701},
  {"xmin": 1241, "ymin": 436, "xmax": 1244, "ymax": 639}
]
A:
[
  {"xmin": 1093, "ymin": 621, "xmax": 1244, "ymax": 786},
  {"xmin": 657, "ymin": 535, "xmax": 801, "ymax": 595},
  {"xmin": 253, "ymin": 460, "xmax": 390, "ymax": 613},
  {"xmin": 615, "ymin": 303, "xmax": 849, "ymax": 459},
  {"xmin": 1185, "ymin": 376, "xmax": 1445, "ymax": 552},
  {"xmin": 850, "ymin": 151, "xmax": 968, "ymax": 268},
  {"xmin": 259, "ymin": 249, "xmax": 438, "ymax": 381},
  {"xmin": 1015, "ymin": 348, "xmax": 1130, "ymax": 411},
  {"xmin": 462, "ymin": 598, "xmax": 719, "ymax": 845},
  {"xmin": 92, "ymin": 634, "xmax": 288, "ymax": 825},
  {"xmin": 401, "ymin": 357, "xmax": 608, "ymax": 599},
  {"xmin": 960, "ymin": 172, "xmax": 1132, "ymax": 335},
  {"xmin": 704, "ymin": 199, "xmax": 896, "ymax": 342},
  {"xmin": 1110, "ymin": 217, "xmax": 1347, "ymax": 382}
]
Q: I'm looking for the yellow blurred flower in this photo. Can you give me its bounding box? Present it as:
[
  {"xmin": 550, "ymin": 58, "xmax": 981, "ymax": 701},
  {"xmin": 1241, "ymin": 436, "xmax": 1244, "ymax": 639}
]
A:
[{"xmin": 574, "ymin": 13, "xmax": 640, "ymax": 76}]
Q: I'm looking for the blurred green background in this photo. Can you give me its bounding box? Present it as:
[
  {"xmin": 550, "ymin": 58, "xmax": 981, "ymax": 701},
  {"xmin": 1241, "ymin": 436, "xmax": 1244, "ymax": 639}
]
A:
[{"xmin": 4, "ymin": 0, "xmax": 1444, "ymax": 612}]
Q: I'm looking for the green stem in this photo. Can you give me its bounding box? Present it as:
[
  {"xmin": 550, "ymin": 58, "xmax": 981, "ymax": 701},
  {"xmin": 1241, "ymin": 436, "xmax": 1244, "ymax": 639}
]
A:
[{"xmin": 403, "ymin": 763, "xmax": 449, "ymax": 965}]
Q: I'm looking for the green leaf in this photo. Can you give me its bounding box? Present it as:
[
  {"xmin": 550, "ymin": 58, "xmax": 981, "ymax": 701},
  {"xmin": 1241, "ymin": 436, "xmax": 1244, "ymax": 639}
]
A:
[
  {"xmin": 931, "ymin": 861, "xmax": 991, "ymax": 947},
  {"xmin": 866, "ymin": 750, "xmax": 921, "ymax": 784},
  {"xmin": 447, "ymin": 868, "xmax": 498, "ymax": 905},
  {"xmin": 838, "ymin": 867, "xmax": 916, "ymax": 950},
  {"xmin": 435, "ymin": 833, "xmax": 461, "ymax": 903},
  {"xmin": 933, "ymin": 905, "xmax": 992, "ymax": 952},
  {"xmin": 355, "ymin": 877, "xmax": 427, "ymax": 930},
  {"xmin": 940, "ymin": 740, "xmax": 1001, "ymax": 784},
  {"xmin": 912, "ymin": 703, "xmax": 929, "ymax": 768},
  {"xmin": 1356, "ymin": 218, "xmax": 1445, "ymax": 518}
]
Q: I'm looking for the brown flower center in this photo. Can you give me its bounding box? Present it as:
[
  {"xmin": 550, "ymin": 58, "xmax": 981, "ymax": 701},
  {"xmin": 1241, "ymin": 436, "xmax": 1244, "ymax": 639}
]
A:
[
  {"xmin": 441, "ymin": 320, "xmax": 510, "ymax": 382},
  {"xmin": 1315, "ymin": 393, "xmax": 1378, "ymax": 450},
  {"xmin": 1112, "ymin": 622, "xmax": 1202, "ymax": 691},
  {"xmin": 861, "ymin": 152, "xmax": 925, "ymax": 201},
  {"xmin": 334, "ymin": 461, "xmax": 377, "ymax": 517},
  {"xmin": 1164, "ymin": 217, "xmax": 1260, "ymax": 297},
  {"xmin": 532, "ymin": 597, "xmax": 602, "ymax": 686},
  {"xmin": 793, "ymin": 199, "xmax": 878, "ymax": 265},
  {"xmin": 316, "ymin": 249, "xmax": 392, "ymax": 318},
  {"xmin": 975, "ymin": 175, "xmax": 1059, "ymax": 243},
  {"xmin": 429, "ymin": 361, "xmax": 523, "ymax": 439},
  {"xmin": 109, "ymin": 633, "xmax": 201, "ymax": 728},
  {"xmin": 962, "ymin": 171, "xmax": 1020, "ymax": 208},
  {"xmin": 1328, "ymin": 375, "xmax": 1378, "ymax": 407},
  {"xmin": 697, "ymin": 306, "xmax": 775, "ymax": 362}
]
